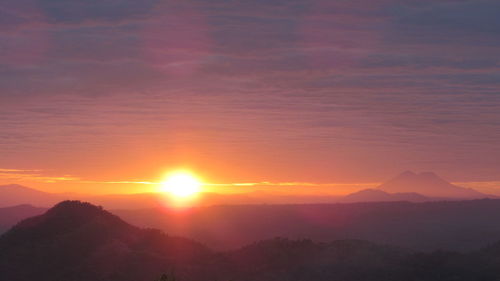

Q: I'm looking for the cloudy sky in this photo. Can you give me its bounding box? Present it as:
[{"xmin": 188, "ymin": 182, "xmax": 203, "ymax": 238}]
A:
[{"xmin": 1, "ymin": 0, "xmax": 499, "ymax": 194}]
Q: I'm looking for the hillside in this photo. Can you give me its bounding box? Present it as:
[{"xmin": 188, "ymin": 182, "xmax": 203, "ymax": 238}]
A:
[
  {"xmin": 115, "ymin": 199, "xmax": 500, "ymax": 251},
  {"xmin": 0, "ymin": 204, "xmax": 46, "ymax": 233},
  {"xmin": 0, "ymin": 201, "xmax": 213, "ymax": 281},
  {"xmin": 4, "ymin": 199, "xmax": 500, "ymax": 252},
  {"xmin": 3, "ymin": 201, "xmax": 500, "ymax": 281}
]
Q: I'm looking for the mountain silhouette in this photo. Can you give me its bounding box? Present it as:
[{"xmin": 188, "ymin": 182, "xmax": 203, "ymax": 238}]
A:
[
  {"xmin": 6, "ymin": 199, "xmax": 500, "ymax": 252},
  {"xmin": 0, "ymin": 184, "xmax": 61, "ymax": 207},
  {"xmin": 113, "ymin": 199, "xmax": 500, "ymax": 251},
  {"xmin": 0, "ymin": 201, "xmax": 213, "ymax": 281},
  {"xmin": 377, "ymin": 171, "xmax": 489, "ymax": 199},
  {"xmin": 225, "ymin": 238, "xmax": 406, "ymax": 281},
  {"xmin": 342, "ymin": 189, "xmax": 429, "ymax": 203},
  {"xmin": 0, "ymin": 204, "xmax": 46, "ymax": 233},
  {"xmin": 4, "ymin": 201, "xmax": 500, "ymax": 280}
]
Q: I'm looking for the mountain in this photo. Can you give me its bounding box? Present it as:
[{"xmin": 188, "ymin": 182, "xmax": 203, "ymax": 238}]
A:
[
  {"xmin": 342, "ymin": 189, "xmax": 429, "ymax": 203},
  {"xmin": 114, "ymin": 199, "xmax": 500, "ymax": 251},
  {"xmin": 224, "ymin": 237, "xmax": 500, "ymax": 281},
  {"xmin": 0, "ymin": 204, "xmax": 46, "ymax": 233},
  {"xmin": 4, "ymin": 199, "xmax": 500, "ymax": 252},
  {"xmin": 377, "ymin": 171, "xmax": 489, "ymax": 199},
  {"xmin": 0, "ymin": 201, "xmax": 214, "ymax": 281},
  {"xmin": 224, "ymin": 238, "xmax": 407, "ymax": 281},
  {"xmin": 4, "ymin": 201, "xmax": 500, "ymax": 281},
  {"xmin": 0, "ymin": 184, "xmax": 61, "ymax": 207}
]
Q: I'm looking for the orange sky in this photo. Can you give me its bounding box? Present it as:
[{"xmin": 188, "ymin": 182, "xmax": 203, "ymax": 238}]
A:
[
  {"xmin": 1, "ymin": 0, "xmax": 500, "ymax": 196},
  {"xmin": 1, "ymin": 167, "xmax": 500, "ymax": 196}
]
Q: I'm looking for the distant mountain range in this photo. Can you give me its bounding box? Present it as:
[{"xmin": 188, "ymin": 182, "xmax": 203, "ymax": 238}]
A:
[
  {"xmin": 345, "ymin": 170, "xmax": 493, "ymax": 203},
  {"xmin": 3, "ymin": 201, "xmax": 500, "ymax": 281},
  {"xmin": 377, "ymin": 171, "xmax": 489, "ymax": 199},
  {"xmin": 341, "ymin": 189, "xmax": 430, "ymax": 203},
  {"xmin": 0, "ymin": 204, "xmax": 46, "ymax": 233},
  {"xmin": 0, "ymin": 171, "xmax": 493, "ymax": 209},
  {"xmin": 0, "ymin": 184, "xmax": 63, "ymax": 207}
]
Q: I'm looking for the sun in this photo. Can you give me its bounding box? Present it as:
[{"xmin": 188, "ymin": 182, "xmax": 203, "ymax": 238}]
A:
[{"xmin": 161, "ymin": 171, "xmax": 202, "ymax": 198}]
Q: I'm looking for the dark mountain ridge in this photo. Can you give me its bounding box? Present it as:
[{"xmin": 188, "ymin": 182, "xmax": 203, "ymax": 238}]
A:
[
  {"xmin": 0, "ymin": 204, "xmax": 46, "ymax": 233},
  {"xmin": 0, "ymin": 201, "xmax": 213, "ymax": 281},
  {"xmin": 4, "ymin": 201, "xmax": 500, "ymax": 280},
  {"xmin": 4, "ymin": 199, "xmax": 500, "ymax": 252},
  {"xmin": 115, "ymin": 199, "xmax": 500, "ymax": 251}
]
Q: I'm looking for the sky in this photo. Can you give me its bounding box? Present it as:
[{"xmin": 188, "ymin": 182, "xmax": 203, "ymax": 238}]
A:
[{"xmin": 1, "ymin": 0, "xmax": 500, "ymax": 195}]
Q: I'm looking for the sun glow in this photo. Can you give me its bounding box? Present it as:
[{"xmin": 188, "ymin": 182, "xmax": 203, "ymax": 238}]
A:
[{"xmin": 161, "ymin": 171, "xmax": 202, "ymax": 198}]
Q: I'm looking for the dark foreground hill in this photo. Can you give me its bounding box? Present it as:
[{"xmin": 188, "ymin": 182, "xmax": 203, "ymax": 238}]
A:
[
  {"xmin": 4, "ymin": 201, "xmax": 500, "ymax": 281},
  {"xmin": 0, "ymin": 201, "xmax": 214, "ymax": 281}
]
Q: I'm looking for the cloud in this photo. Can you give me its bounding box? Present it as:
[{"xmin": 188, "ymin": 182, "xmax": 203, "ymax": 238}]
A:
[
  {"xmin": 0, "ymin": 168, "xmax": 79, "ymax": 183},
  {"xmin": 1, "ymin": 0, "xmax": 500, "ymax": 185},
  {"xmin": 0, "ymin": 168, "xmax": 376, "ymax": 190}
]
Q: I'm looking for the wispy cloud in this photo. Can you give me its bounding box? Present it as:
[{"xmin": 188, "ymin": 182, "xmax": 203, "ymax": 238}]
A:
[
  {"xmin": 0, "ymin": 168, "xmax": 375, "ymax": 188},
  {"xmin": 79, "ymin": 180, "xmax": 157, "ymax": 185},
  {"xmin": 0, "ymin": 168, "xmax": 43, "ymax": 173},
  {"xmin": 454, "ymin": 181, "xmax": 500, "ymax": 195},
  {"xmin": 205, "ymin": 181, "xmax": 379, "ymax": 187},
  {"xmin": 0, "ymin": 168, "xmax": 79, "ymax": 183}
]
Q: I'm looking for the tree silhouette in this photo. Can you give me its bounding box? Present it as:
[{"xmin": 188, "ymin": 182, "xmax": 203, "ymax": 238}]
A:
[{"xmin": 157, "ymin": 273, "xmax": 175, "ymax": 281}]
